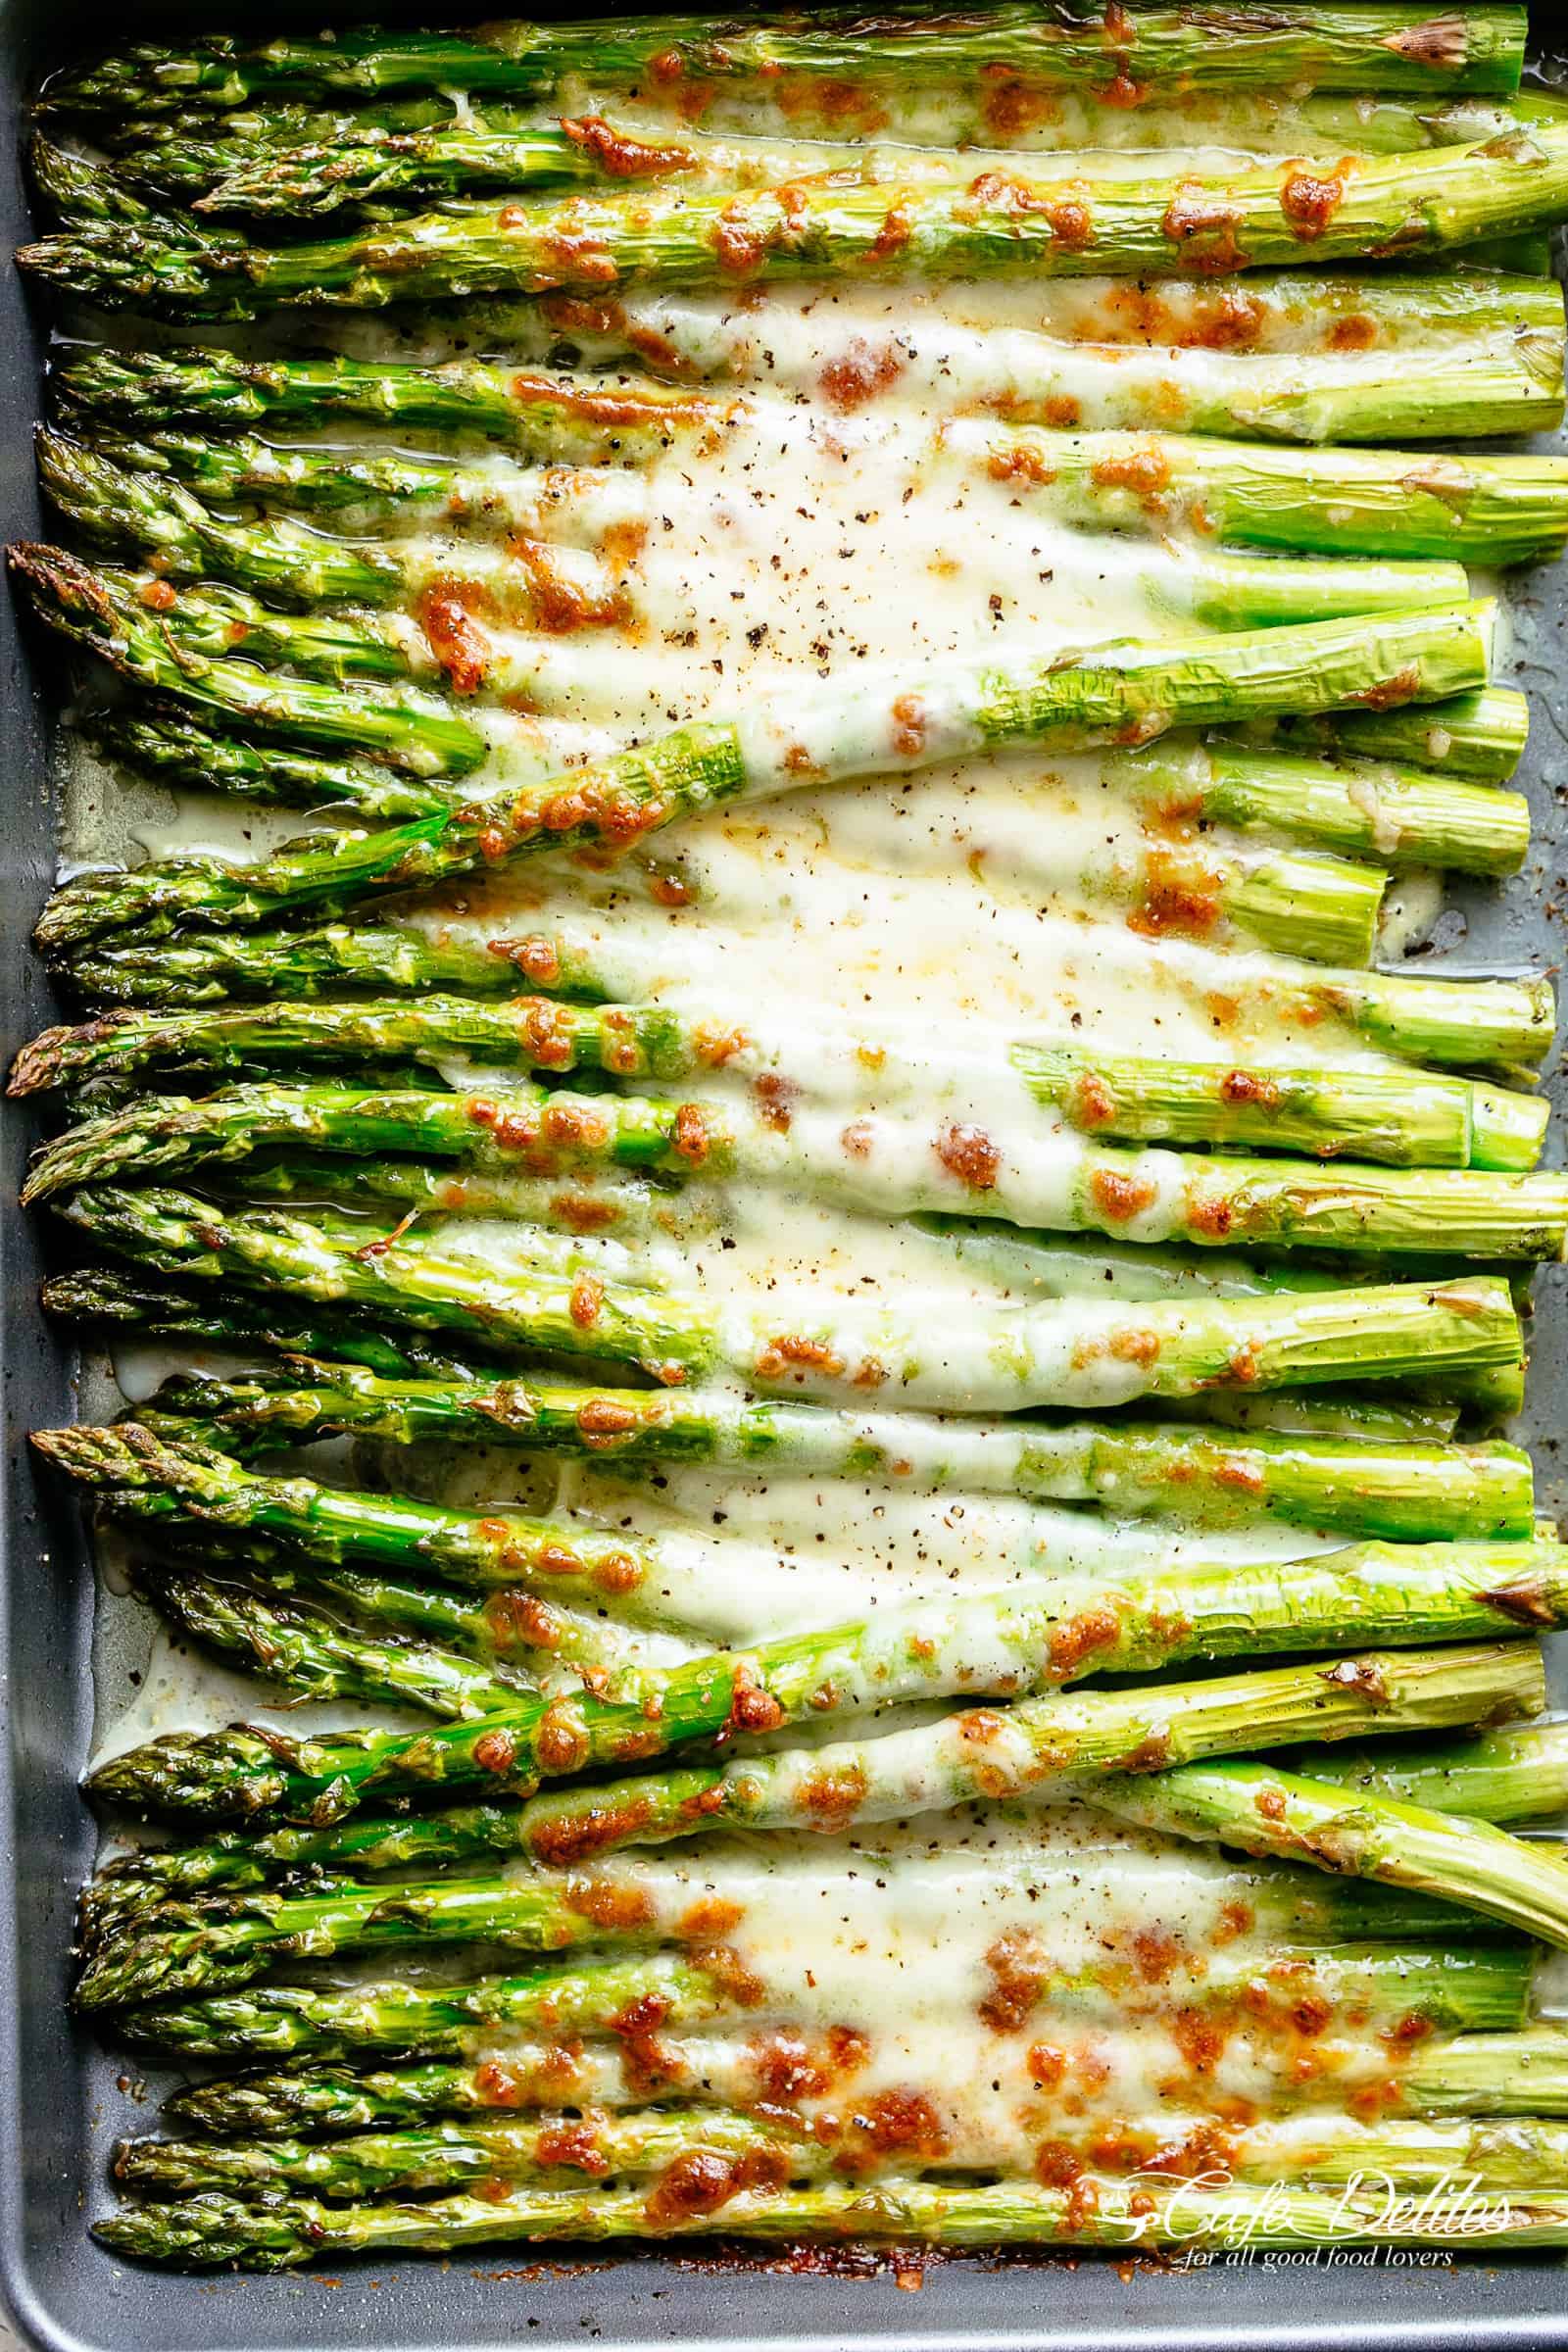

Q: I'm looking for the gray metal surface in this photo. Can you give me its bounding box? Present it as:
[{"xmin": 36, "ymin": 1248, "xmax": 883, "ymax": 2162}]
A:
[{"xmin": 1, "ymin": 8, "xmax": 1566, "ymax": 2348}]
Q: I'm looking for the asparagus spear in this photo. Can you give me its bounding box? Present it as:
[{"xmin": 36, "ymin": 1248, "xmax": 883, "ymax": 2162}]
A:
[
  {"xmin": 70, "ymin": 1631, "xmax": 1556, "ymax": 1938},
  {"xmin": 37, "ymin": 430, "xmax": 406, "ymax": 609},
  {"xmin": 85, "ymin": 705, "xmax": 1526, "ymax": 879},
  {"xmin": 90, "ymin": 2173, "xmax": 1568, "ymax": 2270},
  {"xmin": 1089, "ymin": 1756, "xmax": 1568, "ymax": 1947},
  {"xmin": 24, "ymin": 559, "xmax": 1494, "ymax": 953},
  {"xmin": 9, "ymin": 546, "xmax": 487, "ymax": 780},
  {"xmin": 59, "ymin": 735, "xmax": 1534, "ymax": 1002},
  {"xmin": 1297, "ymin": 1718, "xmax": 1568, "ymax": 1826},
  {"xmin": 162, "ymin": 2005, "xmax": 1568, "ymax": 2139},
  {"xmin": 80, "ymin": 1478, "xmax": 1547, "ymax": 1826},
  {"xmin": 23, "ymin": 1054, "xmax": 1549, "ymax": 1214},
  {"xmin": 12, "ymin": 1001, "xmax": 1552, "ymax": 1161},
  {"xmin": 48, "ymin": 1186, "xmax": 1536, "ymax": 1398},
  {"xmin": 1266, "ymin": 687, "xmax": 1531, "ymax": 784},
  {"xmin": 96, "ymin": 410, "xmax": 1568, "ymax": 568},
  {"xmin": 111, "ymin": 89, "xmax": 1568, "ymax": 199},
  {"xmin": 54, "ymin": 317, "xmax": 1567, "ymax": 458},
  {"xmin": 1108, "ymin": 741, "xmax": 1530, "ymax": 875},
  {"xmin": 88, "ymin": 1791, "xmax": 1476, "ymax": 1956},
  {"xmin": 85, "ymin": 1716, "xmax": 1568, "ymax": 1943},
  {"xmin": 72, "ymin": 1643, "xmax": 1546, "ymax": 2008},
  {"xmin": 133, "ymin": 1565, "xmax": 534, "ymax": 1720},
  {"xmin": 177, "ymin": 1537, "xmax": 673, "ymax": 1690},
  {"xmin": 108, "ymin": 1933, "xmax": 1529, "ymax": 2071},
  {"xmin": 33, "ymin": 422, "xmax": 1480, "ymax": 645},
  {"xmin": 49, "ymin": 1418, "xmax": 1561, "ymax": 1651},
  {"xmin": 74, "ymin": 425, "xmax": 649, "ymax": 563},
  {"xmin": 115, "ymin": 2104, "xmax": 828, "ymax": 2202},
  {"xmin": 25, "ymin": 1075, "xmax": 1567, "ymax": 1257},
  {"xmin": 41, "ymin": 13, "xmax": 1529, "ymax": 122},
  {"xmin": 199, "ymin": 114, "xmax": 718, "ymax": 217},
  {"xmin": 114, "ymin": 1950, "xmax": 759, "ymax": 2055},
  {"xmin": 36, "ymin": 1261, "xmax": 1482, "ymax": 1445},
  {"xmin": 52, "ymin": 348, "xmax": 735, "ymax": 464},
  {"xmin": 189, "ymin": 105, "xmax": 1560, "ymax": 224},
  {"xmin": 39, "ymin": 936, "xmax": 1557, "ymax": 1082},
  {"xmin": 128, "ymin": 1357, "xmax": 1537, "ymax": 1543},
  {"xmin": 40, "ymin": 1266, "xmax": 495, "ymax": 1379},
  {"xmin": 24, "ymin": 125, "xmax": 1568, "ymax": 315},
  {"xmin": 57, "ymin": 297, "xmax": 1568, "ymax": 454},
  {"xmin": 124, "ymin": 2080, "xmax": 1568, "ymax": 2206},
  {"xmin": 84, "ymin": 707, "xmax": 462, "ymax": 826}
]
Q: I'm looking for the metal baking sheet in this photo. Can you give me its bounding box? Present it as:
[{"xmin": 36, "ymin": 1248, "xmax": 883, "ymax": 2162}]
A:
[{"xmin": 2, "ymin": 7, "xmax": 1566, "ymax": 2346}]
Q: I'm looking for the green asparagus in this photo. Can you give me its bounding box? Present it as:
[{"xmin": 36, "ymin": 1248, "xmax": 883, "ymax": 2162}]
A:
[
  {"xmin": 28, "ymin": 124, "xmax": 1568, "ymax": 315},
  {"xmin": 53, "ymin": 315, "xmax": 1568, "ymax": 454},
  {"xmin": 48, "ymin": 1187, "xmax": 1537, "ymax": 1398},
  {"xmin": 90, "ymin": 2174, "xmax": 1568, "ymax": 2270},
  {"xmin": 71, "ymin": 1645, "xmax": 1547, "ymax": 2006},
  {"xmin": 74, "ymin": 411, "xmax": 1568, "ymax": 566},
  {"xmin": 126, "ymin": 1355, "xmax": 1538, "ymax": 1542},
  {"xmin": 132, "ymin": 1564, "xmax": 532, "ymax": 1719}
]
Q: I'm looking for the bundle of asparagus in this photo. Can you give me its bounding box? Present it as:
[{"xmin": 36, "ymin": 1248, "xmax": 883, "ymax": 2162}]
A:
[{"xmin": 15, "ymin": 0, "xmax": 1568, "ymax": 2278}]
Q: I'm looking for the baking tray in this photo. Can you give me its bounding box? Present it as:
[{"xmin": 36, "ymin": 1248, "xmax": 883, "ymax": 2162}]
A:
[{"xmin": 3, "ymin": 6, "xmax": 1568, "ymax": 2346}]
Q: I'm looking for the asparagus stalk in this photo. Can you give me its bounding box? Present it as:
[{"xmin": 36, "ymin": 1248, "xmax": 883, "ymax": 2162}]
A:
[
  {"xmin": 24, "ymin": 126, "xmax": 1568, "ymax": 316},
  {"xmin": 41, "ymin": 13, "xmax": 1529, "ymax": 120},
  {"xmin": 84, "ymin": 707, "xmax": 461, "ymax": 825},
  {"xmin": 71, "ymin": 1631, "xmax": 1556, "ymax": 1936},
  {"xmin": 1384, "ymin": 2029, "xmax": 1568, "ymax": 2118},
  {"xmin": 33, "ymin": 422, "xmax": 1479, "ymax": 646},
  {"xmin": 1265, "ymin": 687, "xmax": 1531, "ymax": 784},
  {"xmin": 53, "ymin": 319, "xmax": 1567, "ymax": 458},
  {"xmin": 23, "ymin": 1059, "xmax": 1548, "ymax": 1214},
  {"xmin": 188, "ymin": 105, "xmax": 1560, "ymax": 224},
  {"xmin": 1089, "ymin": 1756, "xmax": 1568, "ymax": 1948},
  {"xmin": 128, "ymin": 1357, "xmax": 1537, "ymax": 1543},
  {"xmin": 199, "ymin": 115, "xmax": 721, "ymax": 217},
  {"xmin": 75, "ymin": 714, "xmax": 1439, "ymax": 955},
  {"xmin": 109, "ymin": 1934, "xmax": 1529, "ymax": 2072},
  {"xmin": 37, "ymin": 430, "xmax": 407, "ymax": 609},
  {"xmin": 80, "ymin": 1483, "xmax": 1548, "ymax": 1825},
  {"xmin": 34, "ymin": 937, "xmax": 1558, "ymax": 1081},
  {"xmin": 12, "ymin": 999, "xmax": 1553, "ymax": 1159},
  {"xmin": 74, "ymin": 424, "xmax": 647, "ymax": 551},
  {"xmin": 52, "ymin": 294, "xmax": 1568, "ymax": 454},
  {"xmin": 90, "ymin": 2174, "xmax": 1568, "ymax": 2270},
  {"xmin": 176, "ymin": 1538, "xmax": 671, "ymax": 1690},
  {"xmin": 111, "ymin": 89, "xmax": 1568, "ymax": 195},
  {"xmin": 25, "ymin": 1075, "xmax": 1567, "ymax": 1257},
  {"xmin": 132, "ymin": 1565, "xmax": 533, "ymax": 1720},
  {"xmin": 1110, "ymin": 741, "xmax": 1530, "ymax": 876},
  {"xmin": 72, "ymin": 1645, "xmax": 1546, "ymax": 2008},
  {"xmin": 60, "ymin": 787, "xmax": 1536, "ymax": 1008},
  {"xmin": 40, "ymin": 1266, "xmax": 493, "ymax": 1379},
  {"xmin": 162, "ymin": 2008, "xmax": 1568, "ymax": 2140},
  {"xmin": 82, "ymin": 411, "xmax": 1568, "ymax": 568},
  {"xmin": 52, "ymin": 348, "xmax": 733, "ymax": 465},
  {"xmin": 24, "ymin": 564, "xmax": 1495, "ymax": 955},
  {"xmin": 9, "ymin": 546, "xmax": 487, "ymax": 780},
  {"xmin": 88, "ymin": 1798, "xmax": 1476, "ymax": 1958},
  {"xmin": 114, "ymin": 1950, "xmax": 757, "ymax": 2055},
  {"xmin": 1298, "ymin": 1718, "xmax": 1568, "ymax": 1826},
  {"xmin": 49, "ymin": 1186, "xmax": 1536, "ymax": 1397},
  {"xmin": 87, "ymin": 1698, "xmax": 1558, "ymax": 1945},
  {"xmin": 35, "ymin": 1262, "xmax": 1483, "ymax": 1445},
  {"xmin": 121, "ymin": 2093, "xmax": 1568, "ymax": 2206},
  {"xmin": 115, "ymin": 2105, "xmax": 829, "ymax": 2203},
  {"xmin": 48, "ymin": 1419, "xmax": 1561, "ymax": 1652}
]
